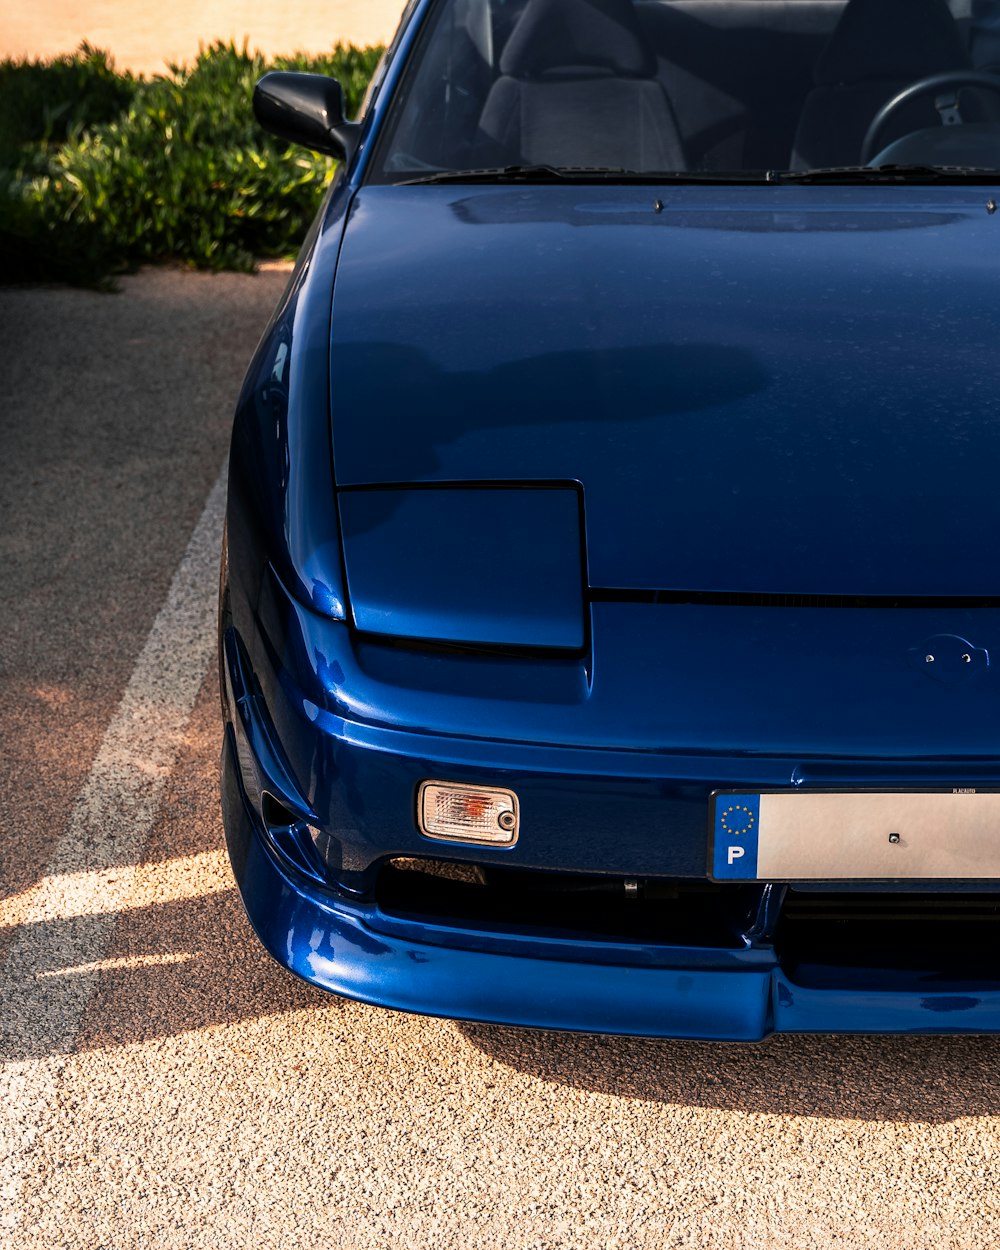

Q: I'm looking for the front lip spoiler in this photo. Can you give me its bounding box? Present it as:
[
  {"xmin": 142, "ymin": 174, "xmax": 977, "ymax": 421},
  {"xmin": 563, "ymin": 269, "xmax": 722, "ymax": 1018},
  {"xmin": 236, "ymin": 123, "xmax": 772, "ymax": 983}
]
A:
[{"xmin": 222, "ymin": 731, "xmax": 1000, "ymax": 1040}]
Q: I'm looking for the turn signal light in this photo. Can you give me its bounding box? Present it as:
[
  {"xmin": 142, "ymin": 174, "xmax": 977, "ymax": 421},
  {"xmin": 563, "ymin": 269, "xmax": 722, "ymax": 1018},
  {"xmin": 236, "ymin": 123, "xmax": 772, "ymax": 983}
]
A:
[{"xmin": 417, "ymin": 781, "xmax": 519, "ymax": 846}]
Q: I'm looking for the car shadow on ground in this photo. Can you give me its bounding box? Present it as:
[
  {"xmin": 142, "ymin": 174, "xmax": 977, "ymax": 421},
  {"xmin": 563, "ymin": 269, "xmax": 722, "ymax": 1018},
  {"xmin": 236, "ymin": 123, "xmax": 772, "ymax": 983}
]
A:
[
  {"xmin": 457, "ymin": 1019, "xmax": 1000, "ymax": 1122},
  {"xmin": 0, "ymin": 886, "xmax": 333, "ymax": 1065},
  {"xmin": 0, "ymin": 668, "xmax": 334, "ymax": 1066}
]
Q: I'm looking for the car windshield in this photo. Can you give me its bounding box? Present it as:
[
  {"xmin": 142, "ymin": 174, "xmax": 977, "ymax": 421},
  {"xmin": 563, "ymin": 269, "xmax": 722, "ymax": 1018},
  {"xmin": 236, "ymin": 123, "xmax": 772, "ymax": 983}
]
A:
[{"xmin": 368, "ymin": 0, "xmax": 1000, "ymax": 182}]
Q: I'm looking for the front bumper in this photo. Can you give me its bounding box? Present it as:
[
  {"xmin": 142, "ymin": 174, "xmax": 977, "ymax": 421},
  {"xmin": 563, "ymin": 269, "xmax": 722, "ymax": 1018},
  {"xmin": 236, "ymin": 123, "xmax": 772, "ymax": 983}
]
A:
[
  {"xmin": 219, "ymin": 564, "xmax": 1000, "ymax": 1039},
  {"xmin": 222, "ymin": 719, "xmax": 1000, "ymax": 1040}
]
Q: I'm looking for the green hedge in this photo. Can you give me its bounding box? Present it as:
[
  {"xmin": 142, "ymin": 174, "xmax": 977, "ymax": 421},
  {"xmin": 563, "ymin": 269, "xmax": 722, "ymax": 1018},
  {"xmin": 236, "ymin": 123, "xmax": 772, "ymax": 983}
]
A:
[{"xmin": 0, "ymin": 41, "xmax": 383, "ymax": 285}]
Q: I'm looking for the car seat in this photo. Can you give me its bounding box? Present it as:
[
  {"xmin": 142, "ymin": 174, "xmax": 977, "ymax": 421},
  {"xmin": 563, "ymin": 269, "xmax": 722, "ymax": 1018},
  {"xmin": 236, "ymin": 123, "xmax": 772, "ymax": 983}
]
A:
[{"xmin": 475, "ymin": 0, "xmax": 687, "ymax": 171}]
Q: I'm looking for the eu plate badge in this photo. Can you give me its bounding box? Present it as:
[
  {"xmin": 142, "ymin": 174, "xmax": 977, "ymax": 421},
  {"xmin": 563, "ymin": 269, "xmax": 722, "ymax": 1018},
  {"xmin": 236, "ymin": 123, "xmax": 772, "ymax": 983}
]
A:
[{"xmin": 712, "ymin": 793, "xmax": 760, "ymax": 879}]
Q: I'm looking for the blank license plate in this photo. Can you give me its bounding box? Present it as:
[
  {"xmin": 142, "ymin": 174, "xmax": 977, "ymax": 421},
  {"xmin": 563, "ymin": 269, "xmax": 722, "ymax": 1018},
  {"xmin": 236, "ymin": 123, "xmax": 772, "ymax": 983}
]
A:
[{"xmin": 710, "ymin": 790, "xmax": 1000, "ymax": 881}]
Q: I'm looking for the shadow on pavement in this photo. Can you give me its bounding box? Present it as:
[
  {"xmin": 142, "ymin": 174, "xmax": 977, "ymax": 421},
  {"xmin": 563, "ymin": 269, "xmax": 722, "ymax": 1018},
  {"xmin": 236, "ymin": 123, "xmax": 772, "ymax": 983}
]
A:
[
  {"xmin": 0, "ymin": 886, "xmax": 332, "ymax": 1064},
  {"xmin": 458, "ymin": 1020, "xmax": 1000, "ymax": 1122}
]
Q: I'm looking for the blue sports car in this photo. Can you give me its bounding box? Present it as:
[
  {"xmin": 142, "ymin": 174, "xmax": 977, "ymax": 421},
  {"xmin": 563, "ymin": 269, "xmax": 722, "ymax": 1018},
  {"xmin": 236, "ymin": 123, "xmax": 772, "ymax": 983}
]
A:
[{"xmin": 220, "ymin": 0, "xmax": 1000, "ymax": 1038}]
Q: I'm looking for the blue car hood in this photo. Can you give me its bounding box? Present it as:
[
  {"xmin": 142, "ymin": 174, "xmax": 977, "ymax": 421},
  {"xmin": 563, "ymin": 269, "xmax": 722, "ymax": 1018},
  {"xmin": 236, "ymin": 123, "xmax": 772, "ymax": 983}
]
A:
[{"xmin": 330, "ymin": 184, "xmax": 1000, "ymax": 596}]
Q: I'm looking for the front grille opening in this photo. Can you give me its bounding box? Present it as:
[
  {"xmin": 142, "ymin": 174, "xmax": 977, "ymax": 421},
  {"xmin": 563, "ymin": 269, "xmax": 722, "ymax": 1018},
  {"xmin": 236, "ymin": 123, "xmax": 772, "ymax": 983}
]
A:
[
  {"xmin": 775, "ymin": 889, "xmax": 1000, "ymax": 989},
  {"xmin": 376, "ymin": 858, "xmax": 759, "ymax": 947}
]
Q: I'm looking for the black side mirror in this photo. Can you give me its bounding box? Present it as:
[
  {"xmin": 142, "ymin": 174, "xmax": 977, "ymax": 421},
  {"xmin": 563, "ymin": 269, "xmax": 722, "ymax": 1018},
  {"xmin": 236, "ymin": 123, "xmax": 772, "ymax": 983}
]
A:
[{"xmin": 253, "ymin": 72, "xmax": 362, "ymax": 162}]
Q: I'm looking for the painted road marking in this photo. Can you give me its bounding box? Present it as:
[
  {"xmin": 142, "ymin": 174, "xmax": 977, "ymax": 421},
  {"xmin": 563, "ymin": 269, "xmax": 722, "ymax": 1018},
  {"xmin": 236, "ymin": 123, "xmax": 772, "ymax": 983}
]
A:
[
  {"xmin": 35, "ymin": 952, "xmax": 197, "ymax": 979},
  {"xmin": 0, "ymin": 464, "xmax": 227, "ymax": 1229}
]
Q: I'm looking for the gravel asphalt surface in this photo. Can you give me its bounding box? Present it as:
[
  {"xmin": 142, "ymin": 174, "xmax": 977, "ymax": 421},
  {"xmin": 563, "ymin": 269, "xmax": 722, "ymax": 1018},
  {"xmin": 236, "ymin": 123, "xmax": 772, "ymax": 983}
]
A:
[{"xmin": 1, "ymin": 266, "xmax": 999, "ymax": 1249}]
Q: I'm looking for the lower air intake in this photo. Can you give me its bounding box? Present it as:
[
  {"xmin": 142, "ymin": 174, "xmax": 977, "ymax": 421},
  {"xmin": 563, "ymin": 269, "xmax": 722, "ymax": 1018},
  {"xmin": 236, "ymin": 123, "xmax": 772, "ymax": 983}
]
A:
[{"xmin": 776, "ymin": 889, "xmax": 1000, "ymax": 989}]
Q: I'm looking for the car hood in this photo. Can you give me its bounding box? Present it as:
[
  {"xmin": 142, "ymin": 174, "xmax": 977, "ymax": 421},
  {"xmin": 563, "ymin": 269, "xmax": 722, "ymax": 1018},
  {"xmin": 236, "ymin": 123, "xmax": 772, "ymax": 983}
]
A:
[{"xmin": 330, "ymin": 184, "xmax": 1000, "ymax": 596}]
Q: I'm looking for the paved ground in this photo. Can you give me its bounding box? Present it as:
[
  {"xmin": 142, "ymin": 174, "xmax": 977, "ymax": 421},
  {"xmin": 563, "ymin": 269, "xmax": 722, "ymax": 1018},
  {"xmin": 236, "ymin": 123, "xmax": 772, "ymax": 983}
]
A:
[{"xmin": 1, "ymin": 267, "xmax": 999, "ymax": 1250}]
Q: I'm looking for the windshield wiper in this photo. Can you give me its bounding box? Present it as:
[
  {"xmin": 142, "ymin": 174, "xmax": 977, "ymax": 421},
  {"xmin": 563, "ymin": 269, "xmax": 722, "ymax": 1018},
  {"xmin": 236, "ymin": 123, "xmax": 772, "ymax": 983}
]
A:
[
  {"xmin": 400, "ymin": 164, "xmax": 626, "ymax": 185},
  {"xmin": 397, "ymin": 163, "xmax": 1000, "ymax": 187},
  {"xmin": 399, "ymin": 165, "xmax": 769, "ymax": 186},
  {"xmin": 768, "ymin": 164, "xmax": 1000, "ymax": 184}
]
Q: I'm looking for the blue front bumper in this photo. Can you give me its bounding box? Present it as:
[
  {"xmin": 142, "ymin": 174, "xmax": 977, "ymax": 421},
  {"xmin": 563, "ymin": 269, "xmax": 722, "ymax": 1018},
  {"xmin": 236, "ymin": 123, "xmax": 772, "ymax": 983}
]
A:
[{"xmin": 222, "ymin": 726, "xmax": 1000, "ymax": 1040}]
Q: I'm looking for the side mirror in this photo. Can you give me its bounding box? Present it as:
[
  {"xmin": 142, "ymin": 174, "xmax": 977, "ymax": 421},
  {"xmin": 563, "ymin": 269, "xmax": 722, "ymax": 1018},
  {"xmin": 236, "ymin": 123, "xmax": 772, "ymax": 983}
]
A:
[{"xmin": 253, "ymin": 72, "xmax": 362, "ymax": 162}]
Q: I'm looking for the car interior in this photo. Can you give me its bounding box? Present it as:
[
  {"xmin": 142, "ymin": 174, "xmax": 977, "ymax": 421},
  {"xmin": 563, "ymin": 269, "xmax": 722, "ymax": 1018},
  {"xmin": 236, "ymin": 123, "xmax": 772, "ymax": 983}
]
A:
[{"xmin": 373, "ymin": 0, "xmax": 1000, "ymax": 176}]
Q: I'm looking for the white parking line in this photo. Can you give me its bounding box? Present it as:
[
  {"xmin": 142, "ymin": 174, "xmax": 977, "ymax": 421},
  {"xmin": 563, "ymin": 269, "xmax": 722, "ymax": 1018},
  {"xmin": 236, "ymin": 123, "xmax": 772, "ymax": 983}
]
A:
[
  {"xmin": 0, "ymin": 464, "xmax": 227, "ymax": 1229},
  {"xmin": 0, "ymin": 849, "xmax": 233, "ymax": 931}
]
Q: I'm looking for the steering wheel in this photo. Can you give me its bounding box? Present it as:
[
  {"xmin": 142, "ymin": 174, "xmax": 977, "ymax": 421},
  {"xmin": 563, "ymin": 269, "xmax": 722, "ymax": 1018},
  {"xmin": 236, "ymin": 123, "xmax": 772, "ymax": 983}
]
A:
[{"xmin": 861, "ymin": 70, "xmax": 1000, "ymax": 165}]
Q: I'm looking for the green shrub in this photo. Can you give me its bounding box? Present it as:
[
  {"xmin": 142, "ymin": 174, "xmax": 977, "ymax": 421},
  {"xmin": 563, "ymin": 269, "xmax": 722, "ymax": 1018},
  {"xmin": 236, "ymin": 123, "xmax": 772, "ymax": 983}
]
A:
[
  {"xmin": 0, "ymin": 44, "xmax": 135, "ymax": 172},
  {"xmin": 0, "ymin": 41, "xmax": 383, "ymax": 285}
]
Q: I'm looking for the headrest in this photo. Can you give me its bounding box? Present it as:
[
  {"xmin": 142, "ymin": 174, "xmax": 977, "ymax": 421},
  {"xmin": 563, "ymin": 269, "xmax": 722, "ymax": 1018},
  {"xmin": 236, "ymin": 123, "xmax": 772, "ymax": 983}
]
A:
[
  {"xmin": 500, "ymin": 0, "xmax": 656, "ymax": 79},
  {"xmin": 816, "ymin": 0, "xmax": 969, "ymax": 85}
]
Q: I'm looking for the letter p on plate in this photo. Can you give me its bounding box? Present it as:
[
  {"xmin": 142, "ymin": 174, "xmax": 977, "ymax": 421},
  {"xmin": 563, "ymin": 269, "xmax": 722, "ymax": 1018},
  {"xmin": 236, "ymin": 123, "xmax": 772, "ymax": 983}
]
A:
[{"xmin": 727, "ymin": 845, "xmax": 745, "ymax": 866}]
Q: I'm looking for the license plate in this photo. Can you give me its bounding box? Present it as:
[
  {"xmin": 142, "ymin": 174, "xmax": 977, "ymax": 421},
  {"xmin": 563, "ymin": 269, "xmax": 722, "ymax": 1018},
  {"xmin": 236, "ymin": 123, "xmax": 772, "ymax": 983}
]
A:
[{"xmin": 709, "ymin": 790, "xmax": 1000, "ymax": 881}]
